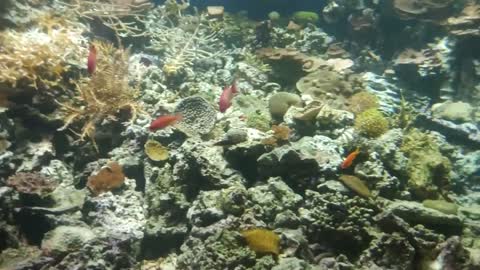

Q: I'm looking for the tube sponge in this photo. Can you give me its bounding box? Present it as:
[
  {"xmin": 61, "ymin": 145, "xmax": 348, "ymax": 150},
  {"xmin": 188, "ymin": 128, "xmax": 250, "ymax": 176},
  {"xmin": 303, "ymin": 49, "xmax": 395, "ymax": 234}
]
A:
[{"xmin": 268, "ymin": 92, "xmax": 302, "ymax": 118}]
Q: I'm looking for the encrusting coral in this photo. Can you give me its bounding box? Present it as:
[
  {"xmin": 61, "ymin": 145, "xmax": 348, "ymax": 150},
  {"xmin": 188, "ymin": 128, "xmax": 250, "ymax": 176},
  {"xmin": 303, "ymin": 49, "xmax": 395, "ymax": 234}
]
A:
[
  {"xmin": 58, "ymin": 41, "xmax": 141, "ymax": 145},
  {"xmin": 6, "ymin": 172, "xmax": 58, "ymax": 196}
]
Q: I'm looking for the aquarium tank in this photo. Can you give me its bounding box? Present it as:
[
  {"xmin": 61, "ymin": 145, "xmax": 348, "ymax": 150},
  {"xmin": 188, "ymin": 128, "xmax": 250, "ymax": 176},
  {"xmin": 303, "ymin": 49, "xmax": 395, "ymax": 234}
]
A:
[{"xmin": 1, "ymin": 0, "xmax": 480, "ymax": 269}]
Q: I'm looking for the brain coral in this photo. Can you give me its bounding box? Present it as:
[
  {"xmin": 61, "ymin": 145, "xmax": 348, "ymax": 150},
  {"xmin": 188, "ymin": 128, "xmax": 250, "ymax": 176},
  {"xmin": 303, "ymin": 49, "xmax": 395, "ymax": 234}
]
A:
[
  {"xmin": 354, "ymin": 108, "xmax": 389, "ymax": 138},
  {"xmin": 174, "ymin": 96, "xmax": 217, "ymax": 135},
  {"xmin": 268, "ymin": 92, "xmax": 302, "ymax": 118}
]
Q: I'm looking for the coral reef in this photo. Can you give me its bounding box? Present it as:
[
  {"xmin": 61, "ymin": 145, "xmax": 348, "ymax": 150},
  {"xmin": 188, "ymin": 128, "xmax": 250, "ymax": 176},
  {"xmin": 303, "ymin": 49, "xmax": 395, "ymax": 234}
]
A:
[{"xmin": 0, "ymin": 1, "xmax": 479, "ymax": 269}]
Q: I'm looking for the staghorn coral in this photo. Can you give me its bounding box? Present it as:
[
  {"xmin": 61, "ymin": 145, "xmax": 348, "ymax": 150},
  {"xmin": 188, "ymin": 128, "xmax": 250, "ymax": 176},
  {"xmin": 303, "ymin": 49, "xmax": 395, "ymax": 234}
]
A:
[
  {"xmin": 86, "ymin": 161, "xmax": 125, "ymax": 195},
  {"xmin": 6, "ymin": 172, "xmax": 58, "ymax": 196},
  {"xmin": 61, "ymin": 0, "xmax": 152, "ymax": 38},
  {"xmin": 58, "ymin": 41, "xmax": 141, "ymax": 144},
  {"xmin": 0, "ymin": 17, "xmax": 86, "ymax": 89},
  {"xmin": 146, "ymin": 11, "xmax": 223, "ymax": 76},
  {"xmin": 354, "ymin": 108, "xmax": 389, "ymax": 138}
]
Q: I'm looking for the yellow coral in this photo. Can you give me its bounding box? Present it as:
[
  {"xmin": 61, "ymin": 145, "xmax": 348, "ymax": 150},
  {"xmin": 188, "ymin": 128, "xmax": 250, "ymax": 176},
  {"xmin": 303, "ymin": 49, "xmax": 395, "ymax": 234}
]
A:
[
  {"xmin": 144, "ymin": 140, "xmax": 169, "ymax": 161},
  {"xmin": 58, "ymin": 41, "xmax": 141, "ymax": 145},
  {"xmin": 338, "ymin": 175, "xmax": 371, "ymax": 198},
  {"xmin": 0, "ymin": 13, "xmax": 86, "ymax": 89},
  {"xmin": 354, "ymin": 108, "xmax": 389, "ymax": 138},
  {"xmin": 241, "ymin": 228, "xmax": 280, "ymax": 255}
]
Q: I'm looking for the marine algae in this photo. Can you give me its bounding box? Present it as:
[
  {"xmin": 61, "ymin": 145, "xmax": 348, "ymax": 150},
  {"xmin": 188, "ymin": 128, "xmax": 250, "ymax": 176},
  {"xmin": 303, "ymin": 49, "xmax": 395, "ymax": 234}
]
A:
[
  {"xmin": 241, "ymin": 228, "xmax": 280, "ymax": 255},
  {"xmin": 338, "ymin": 174, "xmax": 371, "ymax": 198},
  {"xmin": 401, "ymin": 129, "xmax": 452, "ymax": 200}
]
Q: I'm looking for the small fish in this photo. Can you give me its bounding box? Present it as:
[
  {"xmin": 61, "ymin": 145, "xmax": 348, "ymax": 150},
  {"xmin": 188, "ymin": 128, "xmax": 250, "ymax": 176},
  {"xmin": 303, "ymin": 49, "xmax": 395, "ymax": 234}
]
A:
[
  {"xmin": 87, "ymin": 44, "xmax": 97, "ymax": 75},
  {"xmin": 341, "ymin": 148, "xmax": 360, "ymax": 169},
  {"xmin": 149, "ymin": 114, "xmax": 182, "ymax": 131},
  {"xmin": 219, "ymin": 80, "xmax": 238, "ymax": 113}
]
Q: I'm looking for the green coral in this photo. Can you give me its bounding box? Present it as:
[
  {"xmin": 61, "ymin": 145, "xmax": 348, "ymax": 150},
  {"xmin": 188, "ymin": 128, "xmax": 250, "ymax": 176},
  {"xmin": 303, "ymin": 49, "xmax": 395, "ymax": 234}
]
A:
[
  {"xmin": 354, "ymin": 108, "xmax": 389, "ymax": 138},
  {"xmin": 292, "ymin": 11, "xmax": 320, "ymax": 25},
  {"xmin": 401, "ymin": 129, "xmax": 451, "ymax": 200}
]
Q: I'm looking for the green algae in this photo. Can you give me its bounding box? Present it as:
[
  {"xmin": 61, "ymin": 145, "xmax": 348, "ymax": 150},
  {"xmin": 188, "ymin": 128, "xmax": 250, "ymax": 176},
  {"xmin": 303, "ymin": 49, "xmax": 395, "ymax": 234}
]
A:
[{"xmin": 401, "ymin": 129, "xmax": 452, "ymax": 200}]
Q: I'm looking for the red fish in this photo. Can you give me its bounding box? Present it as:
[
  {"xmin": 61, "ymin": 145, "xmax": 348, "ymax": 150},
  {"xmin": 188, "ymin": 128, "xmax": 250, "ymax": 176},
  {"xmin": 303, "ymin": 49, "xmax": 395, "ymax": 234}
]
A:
[
  {"xmin": 149, "ymin": 114, "xmax": 182, "ymax": 131},
  {"xmin": 87, "ymin": 44, "xmax": 97, "ymax": 75},
  {"xmin": 341, "ymin": 148, "xmax": 360, "ymax": 169},
  {"xmin": 219, "ymin": 80, "xmax": 238, "ymax": 113}
]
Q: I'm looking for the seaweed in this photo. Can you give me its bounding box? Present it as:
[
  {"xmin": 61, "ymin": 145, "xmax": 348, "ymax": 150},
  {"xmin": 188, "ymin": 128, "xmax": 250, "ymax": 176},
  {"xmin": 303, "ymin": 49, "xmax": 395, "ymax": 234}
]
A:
[{"xmin": 58, "ymin": 41, "xmax": 141, "ymax": 147}]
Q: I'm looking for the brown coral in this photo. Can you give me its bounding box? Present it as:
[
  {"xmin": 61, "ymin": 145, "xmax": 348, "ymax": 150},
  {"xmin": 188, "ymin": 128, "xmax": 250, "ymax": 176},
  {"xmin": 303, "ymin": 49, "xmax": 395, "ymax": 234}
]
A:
[
  {"xmin": 87, "ymin": 161, "xmax": 125, "ymax": 195},
  {"xmin": 346, "ymin": 91, "xmax": 379, "ymax": 115},
  {"xmin": 256, "ymin": 48, "xmax": 326, "ymax": 73},
  {"xmin": 6, "ymin": 172, "xmax": 58, "ymax": 196}
]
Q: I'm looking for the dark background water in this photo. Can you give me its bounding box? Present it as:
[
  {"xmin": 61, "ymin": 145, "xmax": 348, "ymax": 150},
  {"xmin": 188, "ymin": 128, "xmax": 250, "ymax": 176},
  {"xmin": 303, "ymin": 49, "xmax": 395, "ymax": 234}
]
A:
[{"xmin": 153, "ymin": 0, "xmax": 326, "ymax": 20}]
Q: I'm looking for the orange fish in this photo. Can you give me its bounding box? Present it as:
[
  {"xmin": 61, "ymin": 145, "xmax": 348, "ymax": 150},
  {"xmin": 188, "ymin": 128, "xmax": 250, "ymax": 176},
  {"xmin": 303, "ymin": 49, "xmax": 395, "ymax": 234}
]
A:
[
  {"xmin": 87, "ymin": 44, "xmax": 97, "ymax": 75},
  {"xmin": 149, "ymin": 114, "xmax": 182, "ymax": 131},
  {"xmin": 341, "ymin": 148, "xmax": 360, "ymax": 169}
]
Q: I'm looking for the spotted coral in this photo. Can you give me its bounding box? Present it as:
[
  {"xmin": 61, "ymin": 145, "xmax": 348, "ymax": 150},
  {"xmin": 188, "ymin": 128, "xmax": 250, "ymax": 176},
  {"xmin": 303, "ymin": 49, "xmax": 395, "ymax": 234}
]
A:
[
  {"xmin": 174, "ymin": 96, "xmax": 217, "ymax": 136},
  {"xmin": 354, "ymin": 108, "xmax": 389, "ymax": 138},
  {"xmin": 241, "ymin": 228, "xmax": 280, "ymax": 255},
  {"xmin": 86, "ymin": 161, "xmax": 125, "ymax": 195}
]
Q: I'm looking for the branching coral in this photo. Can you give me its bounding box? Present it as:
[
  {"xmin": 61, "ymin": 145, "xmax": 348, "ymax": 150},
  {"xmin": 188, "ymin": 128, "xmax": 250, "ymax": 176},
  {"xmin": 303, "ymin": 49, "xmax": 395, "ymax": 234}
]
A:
[
  {"xmin": 145, "ymin": 10, "xmax": 223, "ymax": 76},
  {"xmin": 58, "ymin": 41, "xmax": 141, "ymax": 144},
  {"xmin": 0, "ymin": 16, "xmax": 86, "ymax": 89},
  {"xmin": 61, "ymin": 0, "xmax": 152, "ymax": 38}
]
